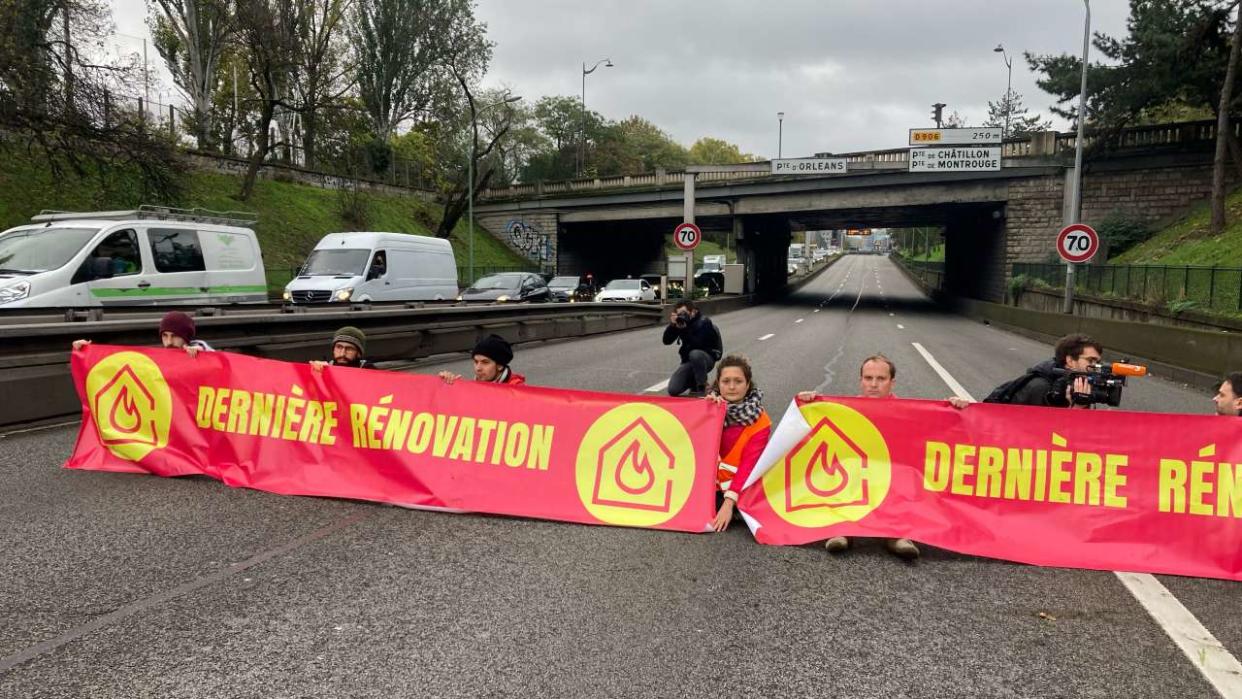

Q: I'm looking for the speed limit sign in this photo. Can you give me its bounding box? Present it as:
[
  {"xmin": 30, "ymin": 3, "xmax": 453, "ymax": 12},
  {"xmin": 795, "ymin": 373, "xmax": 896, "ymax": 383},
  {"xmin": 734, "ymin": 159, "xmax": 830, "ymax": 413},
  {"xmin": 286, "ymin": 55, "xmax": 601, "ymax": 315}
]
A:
[
  {"xmin": 673, "ymin": 222, "xmax": 702, "ymax": 251},
  {"xmin": 1056, "ymin": 223, "xmax": 1099, "ymax": 264}
]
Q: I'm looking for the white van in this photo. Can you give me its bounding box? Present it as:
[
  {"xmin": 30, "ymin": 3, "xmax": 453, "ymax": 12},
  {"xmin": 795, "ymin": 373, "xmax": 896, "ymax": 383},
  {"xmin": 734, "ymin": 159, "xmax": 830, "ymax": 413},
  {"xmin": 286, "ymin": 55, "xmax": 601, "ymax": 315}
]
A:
[
  {"xmin": 0, "ymin": 207, "xmax": 267, "ymax": 308},
  {"xmin": 283, "ymin": 232, "xmax": 457, "ymax": 304}
]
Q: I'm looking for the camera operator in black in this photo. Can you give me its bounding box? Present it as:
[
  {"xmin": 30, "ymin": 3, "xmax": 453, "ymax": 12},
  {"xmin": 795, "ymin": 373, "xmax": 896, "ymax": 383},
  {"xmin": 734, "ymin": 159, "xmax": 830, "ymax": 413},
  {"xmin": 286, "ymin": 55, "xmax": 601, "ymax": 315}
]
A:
[
  {"xmin": 662, "ymin": 300, "xmax": 723, "ymax": 397},
  {"xmin": 989, "ymin": 333, "xmax": 1099, "ymax": 408}
]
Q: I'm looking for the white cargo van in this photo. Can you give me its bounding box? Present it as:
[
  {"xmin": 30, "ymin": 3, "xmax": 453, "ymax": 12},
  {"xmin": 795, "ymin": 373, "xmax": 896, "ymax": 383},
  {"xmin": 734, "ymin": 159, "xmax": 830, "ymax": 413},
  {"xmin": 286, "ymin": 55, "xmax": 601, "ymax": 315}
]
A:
[
  {"xmin": 283, "ymin": 232, "xmax": 457, "ymax": 304},
  {"xmin": 0, "ymin": 207, "xmax": 267, "ymax": 308}
]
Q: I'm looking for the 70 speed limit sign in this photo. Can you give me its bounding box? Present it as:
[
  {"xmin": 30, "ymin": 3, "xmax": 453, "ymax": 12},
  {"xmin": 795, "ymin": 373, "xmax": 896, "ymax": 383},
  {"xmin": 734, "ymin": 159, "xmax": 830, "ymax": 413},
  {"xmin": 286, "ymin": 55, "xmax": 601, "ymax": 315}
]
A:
[
  {"xmin": 1056, "ymin": 223, "xmax": 1099, "ymax": 264},
  {"xmin": 673, "ymin": 222, "xmax": 702, "ymax": 251}
]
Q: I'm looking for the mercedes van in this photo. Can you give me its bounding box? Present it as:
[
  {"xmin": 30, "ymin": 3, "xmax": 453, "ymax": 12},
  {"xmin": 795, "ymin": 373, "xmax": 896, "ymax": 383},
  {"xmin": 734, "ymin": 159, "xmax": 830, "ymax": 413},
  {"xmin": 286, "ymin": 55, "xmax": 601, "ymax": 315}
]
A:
[
  {"xmin": 0, "ymin": 207, "xmax": 267, "ymax": 308},
  {"xmin": 283, "ymin": 232, "xmax": 457, "ymax": 304}
]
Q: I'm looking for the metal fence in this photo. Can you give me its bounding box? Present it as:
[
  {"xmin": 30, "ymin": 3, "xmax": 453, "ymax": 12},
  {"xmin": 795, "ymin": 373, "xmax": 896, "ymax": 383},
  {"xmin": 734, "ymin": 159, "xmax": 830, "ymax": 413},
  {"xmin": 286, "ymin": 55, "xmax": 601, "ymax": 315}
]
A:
[{"xmin": 1013, "ymin": 263, "xmax": 1242, "ymax": 313}]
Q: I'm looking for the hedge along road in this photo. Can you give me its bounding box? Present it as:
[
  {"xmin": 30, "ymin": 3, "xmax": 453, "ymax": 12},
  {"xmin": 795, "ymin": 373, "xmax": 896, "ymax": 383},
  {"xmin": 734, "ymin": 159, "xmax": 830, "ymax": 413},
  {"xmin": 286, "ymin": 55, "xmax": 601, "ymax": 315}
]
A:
[{"xmin": 0, "ymin": 255, "xmax": 1238, "ymax": 698}]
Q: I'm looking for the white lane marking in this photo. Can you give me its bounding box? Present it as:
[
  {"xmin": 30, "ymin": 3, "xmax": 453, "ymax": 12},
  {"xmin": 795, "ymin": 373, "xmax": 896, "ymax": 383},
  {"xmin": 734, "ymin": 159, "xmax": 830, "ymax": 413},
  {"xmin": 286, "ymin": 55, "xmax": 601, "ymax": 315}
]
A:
[
  {"xmin": 643, "ymin": 379, "xmax": 670, "ymax": 393},
  {"xmin": 913, "ymin": 341, "xmax": 1242, "ymax": 698},
  {"xmin": 897, "ymin": 324, "xmax": 905, "ymax": 330},
  {"xmin": 889, "ymin": 313, "xmax": 894, "ymax": 317},
  {"xmin": 795, "ymin": 318, "xmax": 804, "ymax": 324},
  {"xmin": 1116, "ymin": 573, "xmax": 1242, "ymax": 698},
  {"xmin": 1, "ymin": 420, "xmax": 80, "ymax": 437},
  {"xmin": 758, "ymin": 333, "xmax": 775, "ymax": 341},
  {"xmin": 911, "ymin": 342, "xmax": 975, "ymax": 401},
  {"xmin": 813, "ymin": 309, "xmax": 820, "ymax": 313}
]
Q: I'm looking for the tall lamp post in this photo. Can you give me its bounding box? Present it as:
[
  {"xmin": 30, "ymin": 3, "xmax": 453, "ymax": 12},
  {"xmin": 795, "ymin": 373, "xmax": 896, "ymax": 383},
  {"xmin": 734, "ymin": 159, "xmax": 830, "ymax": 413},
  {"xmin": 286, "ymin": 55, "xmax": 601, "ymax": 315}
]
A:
[
  {"xmin": 468, "ymin": 94, "xmax": 522, "ymax": 286},
  {"xmin": 993, "ymin": 44, "xmax": 1013, "ymax": 139},
  {"xmin": 579, "ymin": 58, "xmax": 613, "ymax": 176},
  {"xmin": 1065, "ymin": 0, "xmax": 1090, "ymax": 314},
  {"xmin": 777, "ymin": 111, "xmax": 785, "ymax": 159}
]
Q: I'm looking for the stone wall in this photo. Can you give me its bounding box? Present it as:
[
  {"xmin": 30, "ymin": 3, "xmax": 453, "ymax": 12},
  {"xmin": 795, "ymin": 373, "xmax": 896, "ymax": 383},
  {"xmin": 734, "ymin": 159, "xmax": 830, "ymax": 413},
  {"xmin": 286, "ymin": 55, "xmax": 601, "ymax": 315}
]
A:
[
  {"xmin": 184, "ymin": 152, "xmax": 435, "ymax": 201},
  {"xmin": 1004, "ymin": 158, "xmax": 1229, "ymax": 267},
  {"xmin": 475, "ymin": 210, "xmax": 559, "ymax": 270}
]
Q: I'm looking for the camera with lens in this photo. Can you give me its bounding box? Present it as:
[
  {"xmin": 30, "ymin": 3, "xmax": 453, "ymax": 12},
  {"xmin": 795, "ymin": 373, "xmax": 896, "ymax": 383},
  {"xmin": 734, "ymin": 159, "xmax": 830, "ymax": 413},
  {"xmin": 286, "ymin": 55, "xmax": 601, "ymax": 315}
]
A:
[
  {"xmin": 674, "ymin": 310, "xmax": 692, "ymax": 327},
  {"xmin": 1053, "ymin": 360, "xmax": 1147, "ymax": 407}
]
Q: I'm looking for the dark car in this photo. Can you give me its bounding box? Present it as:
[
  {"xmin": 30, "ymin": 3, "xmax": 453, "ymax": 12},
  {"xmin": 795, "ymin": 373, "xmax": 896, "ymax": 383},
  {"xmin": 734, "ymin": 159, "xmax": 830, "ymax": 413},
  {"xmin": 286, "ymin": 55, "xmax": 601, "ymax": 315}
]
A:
[
  {"xmin": 695, "ymin": 271, "xmax": 725, "ymax": 295},
  {"xmin": 458, "ymin": 272, "xmax": 550, "ymax": 303},
  {"xmin": 547, "ymin": 275, "xmax": 595, "ymax": 302}
]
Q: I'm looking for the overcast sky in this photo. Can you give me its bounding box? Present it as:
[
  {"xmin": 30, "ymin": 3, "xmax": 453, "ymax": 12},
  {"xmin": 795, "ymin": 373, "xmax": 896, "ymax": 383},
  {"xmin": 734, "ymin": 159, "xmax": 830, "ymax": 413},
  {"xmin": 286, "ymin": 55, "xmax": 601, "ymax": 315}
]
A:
[{"xmin": 109, "ymin": 0, "xmax": 1131, "ymax": 158}]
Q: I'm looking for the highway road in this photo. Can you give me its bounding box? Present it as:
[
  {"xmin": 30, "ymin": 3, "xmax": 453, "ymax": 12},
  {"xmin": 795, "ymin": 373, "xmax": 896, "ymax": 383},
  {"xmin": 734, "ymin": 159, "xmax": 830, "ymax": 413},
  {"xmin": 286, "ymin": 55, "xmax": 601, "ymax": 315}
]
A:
[{"xmin": 1, "ymin": 254, "xmax": 1237, "ymax": 698}]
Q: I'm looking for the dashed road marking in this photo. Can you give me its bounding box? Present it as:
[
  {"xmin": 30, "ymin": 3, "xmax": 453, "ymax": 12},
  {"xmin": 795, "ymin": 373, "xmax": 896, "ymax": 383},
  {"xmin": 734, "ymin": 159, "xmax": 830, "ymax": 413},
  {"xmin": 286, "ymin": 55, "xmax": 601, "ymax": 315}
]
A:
[
  {"xmin": 643, "ymin": 379, "xmax": 670, "ymax": 393},
  {"xmin": 911, "ymin": 340, "xmax": 1242, "ymax": 699},
  {"xmin": 795, "ymin": 318, "xmax": 804, "ymax": 324},
  {"xmin": 758, "ymin": 333, "xmax": 775, "ymax": 341},
  {"xmin": 897, "ymin": 324, "xmax": 905, "ymax": 330}
]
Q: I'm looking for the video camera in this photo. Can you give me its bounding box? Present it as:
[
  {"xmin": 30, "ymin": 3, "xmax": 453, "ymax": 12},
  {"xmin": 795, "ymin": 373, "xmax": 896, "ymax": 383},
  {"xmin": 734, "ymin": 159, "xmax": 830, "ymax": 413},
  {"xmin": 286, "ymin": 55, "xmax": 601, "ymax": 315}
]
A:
[{"xmin": 1053, "ymin": 361, "xmax": 1148, "ymax": 407}]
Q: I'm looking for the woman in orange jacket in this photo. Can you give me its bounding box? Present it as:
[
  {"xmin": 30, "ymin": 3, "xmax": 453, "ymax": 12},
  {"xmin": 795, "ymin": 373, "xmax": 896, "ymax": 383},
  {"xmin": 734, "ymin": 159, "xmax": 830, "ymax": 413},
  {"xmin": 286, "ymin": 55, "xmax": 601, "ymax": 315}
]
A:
[{"xmin": 707, "ymin": 354, "xmax": 771, "ymax": 532}]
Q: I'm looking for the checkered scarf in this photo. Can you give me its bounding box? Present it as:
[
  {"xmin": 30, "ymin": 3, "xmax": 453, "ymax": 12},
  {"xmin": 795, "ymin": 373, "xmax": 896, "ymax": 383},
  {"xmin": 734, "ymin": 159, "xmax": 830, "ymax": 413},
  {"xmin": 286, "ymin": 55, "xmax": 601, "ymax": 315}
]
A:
[{"xmin": 724, "ymin": 386, "xmax": 765, "ymax": 427}]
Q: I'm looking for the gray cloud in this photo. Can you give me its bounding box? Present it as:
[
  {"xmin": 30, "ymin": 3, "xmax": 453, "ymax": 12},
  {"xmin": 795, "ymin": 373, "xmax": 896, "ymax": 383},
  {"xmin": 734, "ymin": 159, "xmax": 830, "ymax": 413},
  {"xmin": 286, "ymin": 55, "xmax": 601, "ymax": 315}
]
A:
[{"xmin": 108, "ymin": 0, "xmax": 1131, "ymax": 156}]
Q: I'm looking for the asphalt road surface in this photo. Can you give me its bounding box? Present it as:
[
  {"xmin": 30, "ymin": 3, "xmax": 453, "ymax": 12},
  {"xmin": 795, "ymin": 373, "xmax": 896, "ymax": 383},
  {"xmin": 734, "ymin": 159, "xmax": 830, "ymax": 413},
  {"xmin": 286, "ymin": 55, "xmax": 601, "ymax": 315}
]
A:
[{"xmin": 2, "ymin": 255, "xmax": 1238, "ymax": 698}]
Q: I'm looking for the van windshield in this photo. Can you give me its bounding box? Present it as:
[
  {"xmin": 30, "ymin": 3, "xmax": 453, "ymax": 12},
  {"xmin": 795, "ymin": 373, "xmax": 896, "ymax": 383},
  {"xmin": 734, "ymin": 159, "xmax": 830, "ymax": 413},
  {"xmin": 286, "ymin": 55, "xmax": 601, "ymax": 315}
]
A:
[
  {"xmin": 0, "ymin": 227, "xmax": 99, "ymax": 274},
  {"xmin": 301, "ymin": 248, "xmax": 370, "ymax": 276}
]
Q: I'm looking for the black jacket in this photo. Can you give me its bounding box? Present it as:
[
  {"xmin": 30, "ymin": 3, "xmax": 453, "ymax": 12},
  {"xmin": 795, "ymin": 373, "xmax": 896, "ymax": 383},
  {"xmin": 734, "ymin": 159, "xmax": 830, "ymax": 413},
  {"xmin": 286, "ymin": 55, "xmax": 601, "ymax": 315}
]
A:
[
  {"xmin": 662, "ymin": 314, "xmax": 723, "ymax": 363},
  {"xmin": 1009, "ymin": 359, "xmax": 1070, "ymax": 407}
]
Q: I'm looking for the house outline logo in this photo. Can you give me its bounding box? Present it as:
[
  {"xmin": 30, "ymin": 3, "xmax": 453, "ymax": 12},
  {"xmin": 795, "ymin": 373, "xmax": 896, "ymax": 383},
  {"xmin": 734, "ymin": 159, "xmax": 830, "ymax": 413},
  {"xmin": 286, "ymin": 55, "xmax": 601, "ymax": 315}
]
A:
[
  {"xmin": 85, "ymin": 351, "xmax": 172, "ymax": 462},
  {"xmin": 763, "ymin": 400, "xmax": 892, "ymax": 528},
  {"xmin": 575, "ymin": 403, "xmax": 696, "ymax": 527}
]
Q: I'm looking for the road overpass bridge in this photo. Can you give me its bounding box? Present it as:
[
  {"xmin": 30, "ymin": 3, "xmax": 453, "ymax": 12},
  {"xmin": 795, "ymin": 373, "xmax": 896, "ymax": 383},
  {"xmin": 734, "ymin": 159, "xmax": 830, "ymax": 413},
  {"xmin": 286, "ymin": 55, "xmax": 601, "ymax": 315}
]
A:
[{"xmin": 474, "ymin": 121, "xmax": 1235, "ymax": 300}]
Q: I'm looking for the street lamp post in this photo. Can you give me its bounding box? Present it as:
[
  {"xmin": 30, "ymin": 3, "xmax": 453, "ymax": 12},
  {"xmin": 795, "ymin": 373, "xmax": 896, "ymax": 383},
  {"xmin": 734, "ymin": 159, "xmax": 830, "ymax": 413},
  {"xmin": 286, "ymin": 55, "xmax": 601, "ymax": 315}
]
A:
[
  {"xmin": 468, "ymin": 94, "xmax": 522, "ymax": 286},
  {"xmin": 579, "ymin": 58, "xmax": 613, "ymax": 177},
  {"xmin": 1065, "ymin": 0, "xmax": 1090, "ymax": 314},
  {"xmin": 993, "ymin": 44, "xmax": 1013, "ymax": 139},
  {"xmin": 777, "ymin": 111, "xmax": 785, "ymax": 159}
]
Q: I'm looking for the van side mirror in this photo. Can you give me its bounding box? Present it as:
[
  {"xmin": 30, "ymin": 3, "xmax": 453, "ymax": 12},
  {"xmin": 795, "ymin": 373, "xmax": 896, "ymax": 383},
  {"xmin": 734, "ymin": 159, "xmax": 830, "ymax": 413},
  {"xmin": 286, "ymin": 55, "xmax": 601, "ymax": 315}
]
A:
[{"xmin": 91, "ymin": 257, "xmax": 114, "ymax": 280}]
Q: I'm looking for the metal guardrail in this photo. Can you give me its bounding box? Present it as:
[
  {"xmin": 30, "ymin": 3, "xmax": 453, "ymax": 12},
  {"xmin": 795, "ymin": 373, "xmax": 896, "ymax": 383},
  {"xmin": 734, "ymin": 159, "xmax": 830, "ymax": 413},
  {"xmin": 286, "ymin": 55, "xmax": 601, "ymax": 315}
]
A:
[
  {"xmin": 0, "ymin": 302, "xmax": 663, "ymax": 428},
  {"xmin": 893, "ymin": 256, "xmax": 945, "ymax": 292},
  {"xmin": 1014, "ymin": 262, "xmax": 1242, "ymax": 314}
]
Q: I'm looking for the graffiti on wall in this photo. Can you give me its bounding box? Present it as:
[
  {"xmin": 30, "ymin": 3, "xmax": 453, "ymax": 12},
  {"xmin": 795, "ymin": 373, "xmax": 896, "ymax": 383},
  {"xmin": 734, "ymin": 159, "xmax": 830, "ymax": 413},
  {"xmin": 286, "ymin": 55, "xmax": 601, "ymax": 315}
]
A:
[{"xmin": 504, "ymin": 219, "xmax": 554, "ymax": 264}]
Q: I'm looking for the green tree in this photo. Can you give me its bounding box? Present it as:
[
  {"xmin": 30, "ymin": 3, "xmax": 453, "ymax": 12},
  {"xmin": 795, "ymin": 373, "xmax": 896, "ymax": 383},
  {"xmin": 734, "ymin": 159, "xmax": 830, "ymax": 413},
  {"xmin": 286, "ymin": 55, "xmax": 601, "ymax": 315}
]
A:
[
  {"xmin": 593, "ymin": 116, "xmax": 688, "ymax": 176},
  {"xmin": 688, "ymin": 136, "xmax": 757, "ymax": 165},
  {"xmin": 148, "ymin": 0, "xmax": 235, "ymax": 151},
  {"xmin": 982, "ymin": 91, "xmax": 1052, "ymax": 136}
]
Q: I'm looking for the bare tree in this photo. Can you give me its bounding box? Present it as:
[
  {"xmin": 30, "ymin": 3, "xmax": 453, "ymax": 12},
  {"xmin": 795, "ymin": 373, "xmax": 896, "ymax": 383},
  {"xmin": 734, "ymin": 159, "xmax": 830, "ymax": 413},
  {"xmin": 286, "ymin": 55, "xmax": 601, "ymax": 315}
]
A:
[
  {"xmin": 1213, "ymin": 1, "xmax": 1242, "ymax": 234},
  {"xmin": 435, "ymin": 73, "xmax": 516, "ymax": 238},
  {"xmin": 350, "ymin": 0, "xmax": 490, "ymax": 142},
  {"xmin": 234, "ymin": 0, "xmax": 299, "ymax": 200},
  {"xmin": 148, "ymin": 0, "xmax": 234, "ymax": 151},
  {"xmin": 288, "ymin": 0, "xmax": 353, "ymax": 168}
]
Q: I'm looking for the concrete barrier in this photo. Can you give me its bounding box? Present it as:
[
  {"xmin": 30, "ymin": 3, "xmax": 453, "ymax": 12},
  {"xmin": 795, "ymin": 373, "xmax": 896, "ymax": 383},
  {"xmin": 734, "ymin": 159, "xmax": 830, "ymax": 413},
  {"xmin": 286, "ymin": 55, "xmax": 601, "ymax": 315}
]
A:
[{"xmin": 952, "ymin": 298, "xmax": 1239, "ymax": 388}]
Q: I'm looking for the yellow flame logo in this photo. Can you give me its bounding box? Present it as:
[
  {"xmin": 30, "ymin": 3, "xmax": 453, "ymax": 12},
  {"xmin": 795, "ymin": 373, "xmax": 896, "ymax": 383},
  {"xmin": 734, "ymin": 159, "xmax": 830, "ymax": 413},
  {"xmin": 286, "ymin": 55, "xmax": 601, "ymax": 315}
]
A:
[
  {"xmin": 763, "ymin": 401, "xmax": 891, "ymax": 528},
  {"xmin": 576, "ymin": 404, "xmax": 696, "ymax": 527},
  {"xmin": 85, "ymin": 352, "xmax": 172, "ymax": 462}
]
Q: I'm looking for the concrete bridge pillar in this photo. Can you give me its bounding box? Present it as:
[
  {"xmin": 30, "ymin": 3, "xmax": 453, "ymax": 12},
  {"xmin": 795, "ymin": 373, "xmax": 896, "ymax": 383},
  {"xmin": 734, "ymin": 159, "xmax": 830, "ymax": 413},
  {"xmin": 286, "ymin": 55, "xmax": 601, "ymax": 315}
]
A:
[{"xmin": 735, "ymin": 215, "xmax": 792, "ymax": 296}]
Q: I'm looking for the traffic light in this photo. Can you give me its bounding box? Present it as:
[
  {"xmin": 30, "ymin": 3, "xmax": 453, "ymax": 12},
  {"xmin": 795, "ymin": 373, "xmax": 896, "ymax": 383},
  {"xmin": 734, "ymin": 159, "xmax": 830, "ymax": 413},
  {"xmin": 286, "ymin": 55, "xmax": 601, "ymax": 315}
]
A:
[{"xmin": 932, "ymin": 103, "xmax": 946, "ymax": 128}]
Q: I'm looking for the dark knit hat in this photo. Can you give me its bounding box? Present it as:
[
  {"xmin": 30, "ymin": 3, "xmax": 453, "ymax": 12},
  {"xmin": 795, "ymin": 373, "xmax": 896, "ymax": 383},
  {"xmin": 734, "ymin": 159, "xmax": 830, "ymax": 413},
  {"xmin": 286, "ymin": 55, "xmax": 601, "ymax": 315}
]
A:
[
  {"xmin": 472, "ymin": 334, "xmax": 513, "ymax": 366},
  {"xmin": 332, "ymin": 326, "xmax": 367, "ymax": 355},
  {"xmin": 159, "ymin": 311, "xmax": 196, "ymax": 344}
]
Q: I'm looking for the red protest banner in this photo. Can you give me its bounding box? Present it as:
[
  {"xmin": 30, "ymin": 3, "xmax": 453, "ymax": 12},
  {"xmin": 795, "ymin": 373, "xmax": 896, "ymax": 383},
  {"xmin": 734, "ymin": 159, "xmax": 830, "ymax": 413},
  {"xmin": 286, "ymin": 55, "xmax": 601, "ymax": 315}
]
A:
[
  {"xmin": 66, "ymin": 345, "xmax": 723, "ymax": 532},
  {"xmin": 739, "ymin": 397, "xmax": 1242, "ymax": 581}
]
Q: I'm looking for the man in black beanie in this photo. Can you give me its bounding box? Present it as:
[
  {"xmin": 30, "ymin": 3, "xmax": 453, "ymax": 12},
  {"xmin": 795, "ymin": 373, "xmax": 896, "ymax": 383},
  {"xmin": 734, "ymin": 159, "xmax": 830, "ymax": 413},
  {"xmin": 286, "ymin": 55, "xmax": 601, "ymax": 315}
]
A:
[
  {"xmin": 439, "ymin": 334, "xmax": 525, "ymax": 385},
  {"xmin": 311, "ymin": 326, "xmax": 374, "ymax": 371}
]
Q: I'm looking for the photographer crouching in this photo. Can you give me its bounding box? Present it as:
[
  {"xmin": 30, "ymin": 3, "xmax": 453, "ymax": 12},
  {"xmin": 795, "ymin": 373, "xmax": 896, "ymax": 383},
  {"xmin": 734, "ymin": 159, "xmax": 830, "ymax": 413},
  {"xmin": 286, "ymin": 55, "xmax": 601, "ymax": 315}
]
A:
[{"xmin": 662, "ymin": 300, "xmax": 723, "ymax": 397}]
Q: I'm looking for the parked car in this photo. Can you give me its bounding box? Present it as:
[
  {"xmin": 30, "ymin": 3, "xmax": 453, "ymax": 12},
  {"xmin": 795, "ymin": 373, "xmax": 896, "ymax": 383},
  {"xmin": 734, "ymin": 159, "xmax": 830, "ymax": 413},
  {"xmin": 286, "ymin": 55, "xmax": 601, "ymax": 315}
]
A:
[
  {"xmin": 0, "ymin": 207, "xmax": 267, "ymax": 308},
  {"xmin": 695, "ymin": 271, "xmax": 725, "ymax": 295},
  {"xmin": 595, "ymin": 278, "xmax": 656, "ymax": 302},
  {"xmin": 458, "ymin": 272, "xmax": 549, "ymax": 303},
  {"xmin": 284, "ymin": 232, "xmax": 456, "ymax": 304},
  {"xmin": 547, "ymin": 274, "xmax": 596, "ymax": 302}
]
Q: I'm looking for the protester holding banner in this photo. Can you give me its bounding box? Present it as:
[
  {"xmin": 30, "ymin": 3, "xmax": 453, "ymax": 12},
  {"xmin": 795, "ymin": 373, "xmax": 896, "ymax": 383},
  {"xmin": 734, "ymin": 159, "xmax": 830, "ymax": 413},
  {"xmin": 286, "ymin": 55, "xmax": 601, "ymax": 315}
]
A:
[
  {"xmin": 71, "ymin": 311, "xmax": 214, "ymax": 357},
  {"xmin": 310, "ymin": 326, "xmax": 374, "ymax": 371},
  {"xmin": 1214, "ymin": 372, "xmax": 1242, "ymax": 416},
  {"xmin": 439, "ymin": 334, "xmax": 526, "ymax": 386},
  {"xmin": 706, "ymin": 355, "xmax": 771, "ymax": 532},
  {"xmin": 797, "ymin": 354, "xmax": 920, "ymax": 560},
  {"xmin": 662, "ymin": 300, "xmax": 723, "ymax": 398}
]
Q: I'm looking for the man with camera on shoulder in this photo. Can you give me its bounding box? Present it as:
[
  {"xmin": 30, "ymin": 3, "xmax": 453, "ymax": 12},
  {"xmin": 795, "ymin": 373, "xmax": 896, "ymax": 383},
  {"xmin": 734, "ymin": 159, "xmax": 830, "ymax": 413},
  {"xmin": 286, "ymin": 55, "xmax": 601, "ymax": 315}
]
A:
[
  {"xmin": 985, "ymin": 333, "xmax": 1145, "ymax": 409},
  {"xmin": 662, "ymin": 300, "xmax": 723, "ymax": 397}
]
